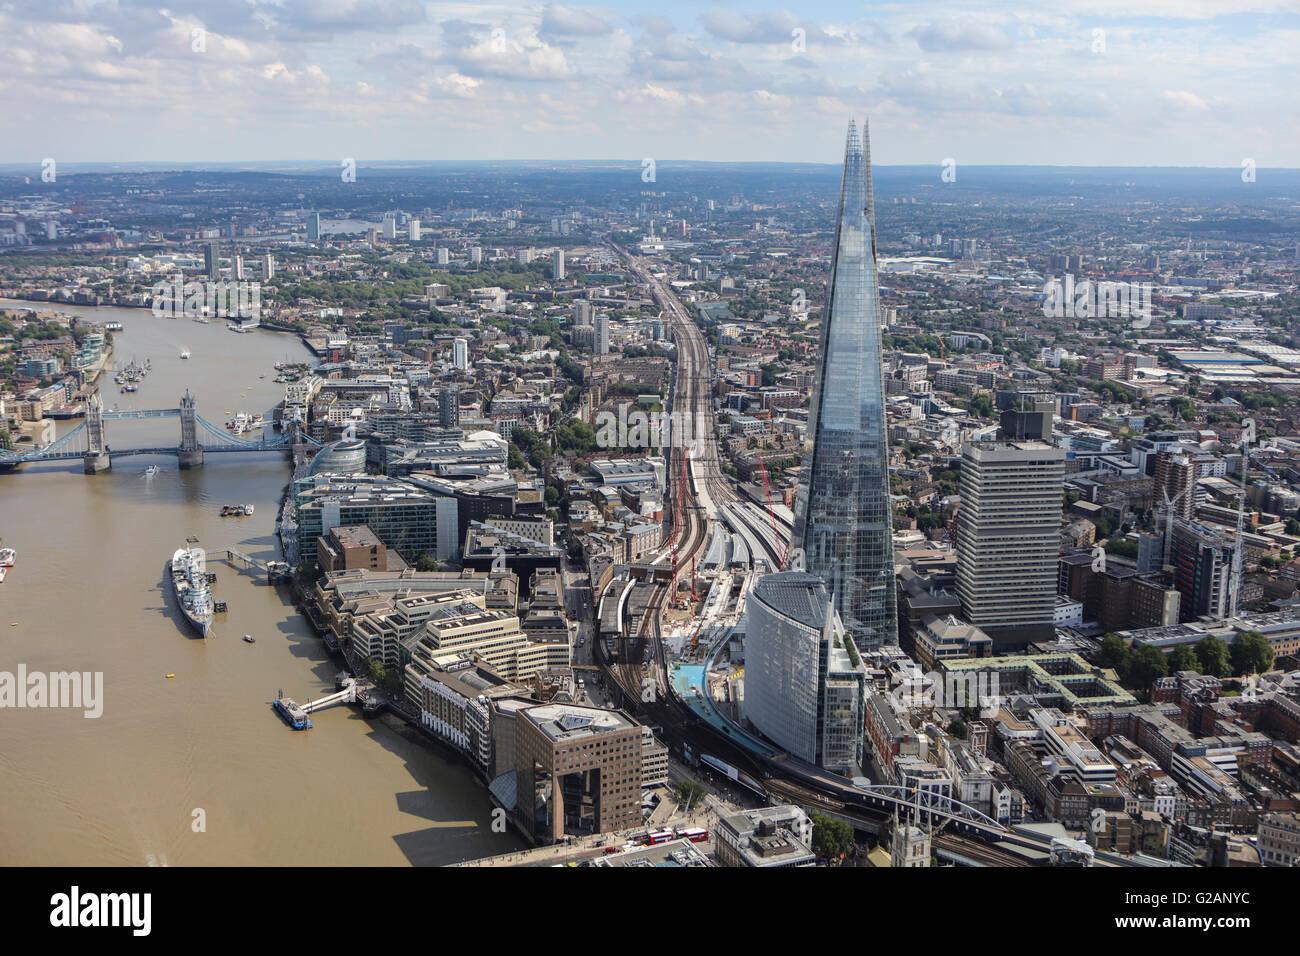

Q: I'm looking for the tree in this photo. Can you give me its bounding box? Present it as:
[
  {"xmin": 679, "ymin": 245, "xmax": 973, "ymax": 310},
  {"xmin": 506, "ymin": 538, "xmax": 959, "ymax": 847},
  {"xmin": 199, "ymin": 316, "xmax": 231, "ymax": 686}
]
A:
[
  {"xmin": 1095, "ymin": 633, "xmax": 1130, "ymax": 673},
  {"xmin": 673, "ymin": 779, "xmax": 707, "ymax": 811},
  {"xmin": 1127, "ymin": 645, "xmax": 1169, "ymax": 695},
  {"xmin": 1168, "ymin": 644, "xmax": 1199, "ymax": 674},
  {"xmin": 968, "ymin": 393, "xmax": 994, "ymax": 418},
  {"xmin": 810, "ymin": 813, "xmax": 854, "ymax": 858},
  {"xmin": 415, "ymin": 553, "xmax": 439, "ymax": 572},
  {"xmin": 947, "ymin": 718, "xmax": 968, "ymax": 740},
  {"xmin": 1230, "ymin": 630, "xmax": 1274, "ymax": 676},
  {"xmin": 1194, "ymin": 636, "xmax": 1232, "ymax": 677}
]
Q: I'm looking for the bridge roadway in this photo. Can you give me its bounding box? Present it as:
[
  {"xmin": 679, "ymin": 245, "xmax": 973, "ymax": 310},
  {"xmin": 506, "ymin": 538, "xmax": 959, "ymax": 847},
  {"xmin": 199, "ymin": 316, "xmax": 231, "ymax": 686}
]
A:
[{"xmin": 1, "ymin": 397, "xmax": 317, "ymax": 468}]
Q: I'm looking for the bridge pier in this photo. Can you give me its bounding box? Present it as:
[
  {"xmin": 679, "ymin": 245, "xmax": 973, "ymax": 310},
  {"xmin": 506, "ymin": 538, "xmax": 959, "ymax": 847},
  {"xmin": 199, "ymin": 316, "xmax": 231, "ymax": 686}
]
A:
[
  {"xmin": 178, "ymin": 447, "xmax": 204, "ymax": 469},
  {"xmin": 83, "ymin": 452, "xmax": 111, "ymax": 474}
]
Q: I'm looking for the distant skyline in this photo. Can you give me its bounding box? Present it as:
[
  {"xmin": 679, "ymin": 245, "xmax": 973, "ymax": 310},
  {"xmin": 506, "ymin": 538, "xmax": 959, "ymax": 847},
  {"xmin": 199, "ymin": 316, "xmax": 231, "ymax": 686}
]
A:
[{"xmin": 0, "ymin": 1, "xmax": 1297, "ymax": 166}]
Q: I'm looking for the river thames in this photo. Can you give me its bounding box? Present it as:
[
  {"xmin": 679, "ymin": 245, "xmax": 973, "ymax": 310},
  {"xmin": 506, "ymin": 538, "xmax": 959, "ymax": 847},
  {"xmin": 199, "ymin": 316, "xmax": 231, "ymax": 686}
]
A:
[{"xmin": 0, "ymin": 299, "xmax": 522, "ymax": 865}]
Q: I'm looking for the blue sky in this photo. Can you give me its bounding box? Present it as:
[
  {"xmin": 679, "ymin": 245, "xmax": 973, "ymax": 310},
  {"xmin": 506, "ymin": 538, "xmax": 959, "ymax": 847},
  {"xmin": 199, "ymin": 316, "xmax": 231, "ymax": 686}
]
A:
[{"xmin": 0, "ymin": 1, "xmax": 1296, "ymax": 166}]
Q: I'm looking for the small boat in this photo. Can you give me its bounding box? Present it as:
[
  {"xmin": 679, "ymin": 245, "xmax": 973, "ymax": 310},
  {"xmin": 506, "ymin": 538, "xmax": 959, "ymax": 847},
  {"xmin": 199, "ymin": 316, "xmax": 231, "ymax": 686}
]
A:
[
  {"xmin": 243, "ymin": 634, "xmax": 255, "ymax": 644},
  {"xmin": 0, "ymin": 548, "xmax": 15, "ymax": 568},
  {"xmin": 144, "ymin": 465, "xmax": 158, "ymax": 477},
  {"xmin": 165, "ymin": 673, "xmax": 175, "ymax": 679},
  {"xmin": 8, "ymin": 622, "xmax": 17, "ymax": 627},
  {"xmin": 180, "ymin": 351, "xmax": 191, "ymax": 359},
  {"xmin": 0, "ymin": 568, "xmax": 7, "ymax": 584}
]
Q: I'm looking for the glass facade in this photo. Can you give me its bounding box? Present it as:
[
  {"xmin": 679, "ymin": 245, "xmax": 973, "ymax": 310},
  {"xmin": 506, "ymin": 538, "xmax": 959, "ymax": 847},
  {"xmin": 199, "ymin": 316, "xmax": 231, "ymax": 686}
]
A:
[
  {"xmin": 792, "ymin": 120, "xmax": 897, "ymax": 650},
  {"xmin": 293, "ymin": 474, "xmax": 450, "ymax": 568},
  {"xmin": 745, "ymin": 572, "xmax": 866, "ymax": 774},
  {"xmin": 746, "ymin": 575, "xmax": 823, "ymax": 765}
]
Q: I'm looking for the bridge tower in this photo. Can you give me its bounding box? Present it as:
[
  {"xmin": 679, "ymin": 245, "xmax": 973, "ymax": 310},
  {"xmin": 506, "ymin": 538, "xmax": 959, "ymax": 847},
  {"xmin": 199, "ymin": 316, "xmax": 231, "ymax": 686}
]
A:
[
  {"xmin": 178, "ymin": 390, "xmax": 204, "ymax": 469},
  {"xmin": 83, "ymin": 393, "xmax": 111, "ymax": 474}
]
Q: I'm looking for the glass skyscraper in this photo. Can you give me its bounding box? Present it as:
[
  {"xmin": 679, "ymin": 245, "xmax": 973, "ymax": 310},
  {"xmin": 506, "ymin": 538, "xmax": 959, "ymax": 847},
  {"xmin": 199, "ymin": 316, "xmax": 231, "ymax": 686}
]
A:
[{"xmin": 791, "ymin": 119, "xmax": 897, "ymax": 650}]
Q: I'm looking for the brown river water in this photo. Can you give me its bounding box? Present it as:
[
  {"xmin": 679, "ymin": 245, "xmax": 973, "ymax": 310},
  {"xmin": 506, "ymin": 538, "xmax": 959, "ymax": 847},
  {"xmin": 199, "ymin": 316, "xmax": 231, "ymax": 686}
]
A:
[{"xmin": 0, "ymin": 300, "xmax": 521, "ymax": 865}]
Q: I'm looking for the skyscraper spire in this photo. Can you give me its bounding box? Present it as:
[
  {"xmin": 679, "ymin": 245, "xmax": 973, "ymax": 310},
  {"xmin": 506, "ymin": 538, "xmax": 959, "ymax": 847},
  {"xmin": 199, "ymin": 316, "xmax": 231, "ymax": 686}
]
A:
[
  {"xmin": 791, "ymin": 118, "xmax": 898, "ymax": 650},
  {"xmin": 862, "ymin": 118, "xmax": 878, "ymax": 260}
]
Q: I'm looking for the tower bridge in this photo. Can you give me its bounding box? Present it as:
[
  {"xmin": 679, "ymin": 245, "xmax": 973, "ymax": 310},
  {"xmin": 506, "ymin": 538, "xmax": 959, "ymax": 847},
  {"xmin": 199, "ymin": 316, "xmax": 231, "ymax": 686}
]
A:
[{"xmin": 0, "ymin": 391, "xmax": 322, "ymax": 473}]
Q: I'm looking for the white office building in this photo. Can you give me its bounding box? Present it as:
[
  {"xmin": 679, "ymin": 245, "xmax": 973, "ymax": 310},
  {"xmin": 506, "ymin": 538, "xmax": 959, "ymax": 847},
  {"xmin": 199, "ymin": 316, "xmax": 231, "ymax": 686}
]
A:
[{"xmin": 743, "ymin": 572, "xmax": 868, "ymax": 774}]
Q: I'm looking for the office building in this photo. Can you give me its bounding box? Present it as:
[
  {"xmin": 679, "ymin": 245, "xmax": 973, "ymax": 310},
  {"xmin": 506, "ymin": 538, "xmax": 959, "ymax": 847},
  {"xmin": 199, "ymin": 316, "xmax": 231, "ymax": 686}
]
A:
[
  {"xmin": 791, "ymin": 119, "xmax": 897, "ymax": 649},
  {"xmin": 715, "ymin": 806, "xmax": 815, "ymax": 868},
  {"xmin": 307, "ymin": 212, "xmax": 321, "ymax": 240},
  {"xmin": 293, "ymin": 474, "xmax": 459, "ymax": 566},
  {"xmin": 381, "ymin": 216, "xmax": 397, "ymax": 240},
  {"xmin": 954, "ymin": 441, "xmax": 1065, "ymax": 649},
  {"xmin": 595, "ymin": 313, "xmax": 610, "ymax": 356},
  {"xmin": 307, "ymin": 438, "xmax": 367, "ymax": 476},
  {"xmin": 514, "ymin": 703, "xmax": 643, "ymax": 843},
  {"xmin": 744, "ymin": 572, "xmax": 867, "ymax": 774},
  {"xmin": 403, "ymin": 655, "xmax": 530, "ymax": 776},
  {"xmin": 232, "ymin": 254, "xmax": 244, "ymax": 280},
  {"xmin": 552, "ymin": 248, "xmax": 565, "ymax": 281},
  {"xmin": 383, "ymin": 589, "xmax": 547, "ymax": 681},
  {"xmin": 317, "ymin": 525, "xmax": 389, "ymax": 573},
  {"xmin": 408, "ymin": 218, "xmax": 420, "ymax": 241},
  {"xmin": 204, "ymin": 241, "xmax": 219, "ymax": 279},
  {"xmin": 453, "ymin": 337, "xmax": 469, "ymax": 370}
]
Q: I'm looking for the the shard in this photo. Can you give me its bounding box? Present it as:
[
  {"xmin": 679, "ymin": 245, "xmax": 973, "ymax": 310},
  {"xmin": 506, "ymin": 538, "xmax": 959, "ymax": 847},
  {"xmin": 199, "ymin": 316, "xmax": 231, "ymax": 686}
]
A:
[{"xmin": 790, "ymin": 119, "xmax": 897, "ymax": 650}]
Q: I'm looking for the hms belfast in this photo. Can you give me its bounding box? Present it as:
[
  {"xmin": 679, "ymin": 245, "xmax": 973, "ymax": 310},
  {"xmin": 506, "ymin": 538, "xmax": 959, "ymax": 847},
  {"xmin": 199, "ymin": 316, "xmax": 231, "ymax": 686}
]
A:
[
  {"xmin": 169, "ymin": 546, "xmax": 215, "ymax": 637},
  {"xmin": 790, "ymin": 119, "xmax": 898, "ymax": 650}
]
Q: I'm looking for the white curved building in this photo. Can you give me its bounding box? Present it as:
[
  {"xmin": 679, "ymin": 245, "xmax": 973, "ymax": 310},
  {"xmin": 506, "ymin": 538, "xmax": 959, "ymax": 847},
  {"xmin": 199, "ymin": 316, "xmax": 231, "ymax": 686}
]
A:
[{"xmin": 744, "ymin": 572, "xmax": 867, "ymax": 775}]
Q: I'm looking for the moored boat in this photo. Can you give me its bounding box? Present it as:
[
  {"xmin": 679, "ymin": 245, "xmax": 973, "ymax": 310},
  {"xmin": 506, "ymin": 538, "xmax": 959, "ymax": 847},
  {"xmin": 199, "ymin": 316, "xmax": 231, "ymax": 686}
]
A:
[
  {"xmin": 273, "ymin": 698, "xmax": 312, "ymax": 730},
  {"xmin": 169, "ymin": 546, "xmax": 214, "ymax": 637}
]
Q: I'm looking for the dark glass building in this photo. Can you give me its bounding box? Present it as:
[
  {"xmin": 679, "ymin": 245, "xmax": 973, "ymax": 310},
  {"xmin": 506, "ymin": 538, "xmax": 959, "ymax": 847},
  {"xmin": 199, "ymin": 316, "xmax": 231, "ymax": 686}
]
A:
[{"xmin": 791, "ymin": 120, "xmax": 897, "ymax": 649}]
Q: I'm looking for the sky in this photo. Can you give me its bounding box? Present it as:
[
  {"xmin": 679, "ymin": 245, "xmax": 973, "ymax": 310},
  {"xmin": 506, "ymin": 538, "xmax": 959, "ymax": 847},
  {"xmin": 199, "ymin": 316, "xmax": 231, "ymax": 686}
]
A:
[{"xmin": 0, "ymin": 0, "xmax": 1298, "ymax": 167}]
